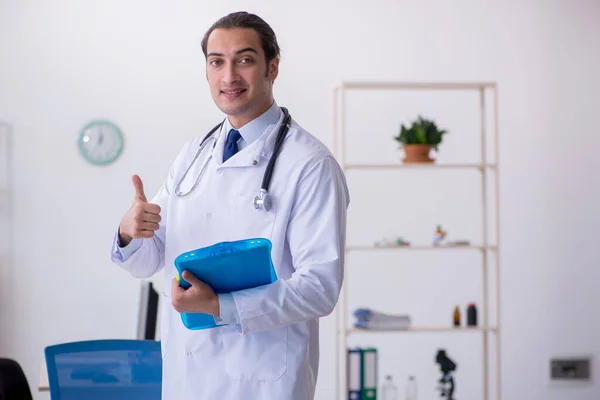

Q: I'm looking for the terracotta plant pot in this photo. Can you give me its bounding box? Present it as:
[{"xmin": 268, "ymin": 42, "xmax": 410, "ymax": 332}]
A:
[{"xmin": 402, "ymin": 144, "xmax": 434, "ymax": 163}]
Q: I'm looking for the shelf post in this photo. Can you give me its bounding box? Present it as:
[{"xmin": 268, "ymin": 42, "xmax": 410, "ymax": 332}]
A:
[{"xmin": 492, "ymin": 84, "xmax": 502, "ymax": 400}]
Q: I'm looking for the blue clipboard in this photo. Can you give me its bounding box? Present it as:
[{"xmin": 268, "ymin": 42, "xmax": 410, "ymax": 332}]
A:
[{"xmin": 173, "ymin": 238, "xmax": 278, "ymax": 330}]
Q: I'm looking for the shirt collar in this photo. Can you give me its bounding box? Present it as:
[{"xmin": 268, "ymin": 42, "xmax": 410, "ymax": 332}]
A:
[{"xmin": 223, "ymin": 100, "xmax": 280, "ymax": 145}]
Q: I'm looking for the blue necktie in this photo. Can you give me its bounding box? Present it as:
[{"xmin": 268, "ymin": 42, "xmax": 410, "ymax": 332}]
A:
[{"xmin": 223, "ymin": 129, "xmax": 241, "ymax": 162}]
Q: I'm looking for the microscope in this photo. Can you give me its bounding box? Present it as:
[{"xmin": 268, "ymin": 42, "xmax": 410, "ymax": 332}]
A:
[{"xmin": 435, "ymin": 349, "xmax": 457, "ymax": 399}]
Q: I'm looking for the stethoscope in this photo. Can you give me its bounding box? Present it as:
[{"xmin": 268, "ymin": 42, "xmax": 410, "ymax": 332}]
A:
[{"xmin": 173, "ymin": 107, "xmax": 291, "ymax": 212}]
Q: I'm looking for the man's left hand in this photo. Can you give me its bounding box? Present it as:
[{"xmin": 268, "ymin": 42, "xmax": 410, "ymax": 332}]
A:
[{"xmin": 172, "ymin": 271, "xmax": 220, "ymax": 316}]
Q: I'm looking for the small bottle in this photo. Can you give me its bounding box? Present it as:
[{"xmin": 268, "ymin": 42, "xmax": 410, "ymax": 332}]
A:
[
  {"xmin": 453, "ymin": 305, "xmax": 461, "ymax": 326},
  {"xmin": 405, "ymin": 375, "xmax": 418, "ymax": 400},
  {"xmin": 467, "ymin": 303, "xmax": 478, "ymax": 326},
  {"xmin": 380, "ymin": 375, "xmax": 398, "ymax": 400}
]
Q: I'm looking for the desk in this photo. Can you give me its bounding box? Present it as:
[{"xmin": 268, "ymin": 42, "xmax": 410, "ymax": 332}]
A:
[{"xmin": 39, "ymin": 361, "xmax": 49, "ymax": 391}]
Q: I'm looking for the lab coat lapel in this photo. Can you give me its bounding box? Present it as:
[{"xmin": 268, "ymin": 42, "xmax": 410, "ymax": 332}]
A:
[{"xmin": 212, "ymin": 123, "xmax": 227, "ymax": 167}]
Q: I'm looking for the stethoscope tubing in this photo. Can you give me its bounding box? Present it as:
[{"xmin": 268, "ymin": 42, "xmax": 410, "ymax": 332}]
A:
[{"xmin": 173, "ymin": 107, "xmax": 291, "ymax": 208}]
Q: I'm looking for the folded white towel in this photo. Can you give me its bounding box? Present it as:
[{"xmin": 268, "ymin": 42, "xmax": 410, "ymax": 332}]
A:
[{"xmin": 353, "ymin": 308, "xmax": 412, "ymax": 330}]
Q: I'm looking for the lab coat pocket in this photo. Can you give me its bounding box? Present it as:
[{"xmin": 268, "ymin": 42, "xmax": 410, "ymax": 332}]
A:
[
  {"xmin": 229, "ymin": 194, "xmax": 277, "ymax": 240},
  {"xmin": 223, "ymin": 325, "xmax": 288, "ymax": 381}
]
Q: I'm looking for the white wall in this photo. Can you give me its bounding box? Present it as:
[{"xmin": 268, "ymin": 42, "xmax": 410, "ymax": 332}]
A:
[{"xmin": 1, "ymin": 0, "xmax": 599, "ymax": 399}]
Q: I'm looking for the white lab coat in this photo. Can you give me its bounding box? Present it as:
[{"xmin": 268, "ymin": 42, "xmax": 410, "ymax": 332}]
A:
[{"xmin": 111, "ymin": 108, "xmax": 350, "ymax": 400}]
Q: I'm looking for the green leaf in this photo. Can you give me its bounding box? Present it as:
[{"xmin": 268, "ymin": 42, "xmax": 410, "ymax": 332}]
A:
[{"xmin": 394, "ymin": 115, "xmax": 449, "ymax": 150}]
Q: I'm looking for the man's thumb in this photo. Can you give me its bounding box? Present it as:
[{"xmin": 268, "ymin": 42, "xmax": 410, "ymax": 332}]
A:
[{"xmin": 132, "ymin": 174, "xmax": 147, "ymax": 202}]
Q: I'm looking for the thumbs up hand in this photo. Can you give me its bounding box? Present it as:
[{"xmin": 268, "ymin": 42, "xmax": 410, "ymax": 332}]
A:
[
  {"xmin": 132, "ymin": 174, "xmax": 148, "ymax": 202},
  {"xmin": 118, "ymin": 174, "xmax": 162, "ymax": 246}
]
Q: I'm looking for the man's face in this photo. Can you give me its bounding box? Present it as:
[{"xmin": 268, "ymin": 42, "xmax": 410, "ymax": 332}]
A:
[{"xmin": 206, "ymin": 27, "xmax": 279, "ymax": 127}]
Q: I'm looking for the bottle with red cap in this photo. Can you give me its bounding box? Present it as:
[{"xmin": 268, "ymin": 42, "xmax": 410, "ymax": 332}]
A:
[{"xmin": 467, "ymin": 303, "xmax": 477, "ymax": 326}]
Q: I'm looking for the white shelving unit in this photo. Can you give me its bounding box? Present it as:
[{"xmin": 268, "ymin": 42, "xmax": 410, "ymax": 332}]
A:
[
  {"xmin": 332, "ymin": 81, "xmax": 500, "ymax": 400},
  {"xmin": 0, "ymin": 122, "xmax": 14, "ymax": 347}
]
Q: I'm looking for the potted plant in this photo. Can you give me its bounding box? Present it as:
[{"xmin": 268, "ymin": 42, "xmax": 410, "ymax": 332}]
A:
[{"xmin": 394, "ymin": 115, "xmax": 448, "ymax": 163}]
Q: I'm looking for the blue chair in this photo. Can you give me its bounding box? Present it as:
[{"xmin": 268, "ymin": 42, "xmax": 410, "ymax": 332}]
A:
[{"xmin": 44, "ymin": 339, "xmax": 162, "ymax": 400}]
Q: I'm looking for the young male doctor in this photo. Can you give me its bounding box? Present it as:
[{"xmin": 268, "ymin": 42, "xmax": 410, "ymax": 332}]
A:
[{"xmin": 110, "ymin": 10, "xmax": 349, "ymax": 400}]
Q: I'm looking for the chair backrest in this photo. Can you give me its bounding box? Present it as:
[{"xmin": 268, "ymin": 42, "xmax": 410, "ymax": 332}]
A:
[
  {"xmin": 0, "ymin": 358, "xmax": 33, "ymax": 400},
  {"xmin": 44, "ymin": 339, "xmax": 161, "ymax": 400}
]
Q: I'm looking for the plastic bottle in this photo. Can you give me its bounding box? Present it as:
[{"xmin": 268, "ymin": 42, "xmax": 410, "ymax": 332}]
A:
[
  {"xmin": 467, "ymin": 303, "xmax": 478, "ymax": 326},
  {"xmin": 380, "ymin": 375, "xmax": 398, "ymax": 400},
  {"xmin": 405, "ymin": 375, "xmax": 418, "ymax": 400}
]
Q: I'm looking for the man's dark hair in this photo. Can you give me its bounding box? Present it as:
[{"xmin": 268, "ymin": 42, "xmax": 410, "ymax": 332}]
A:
[{"xmin": 201, "ymin": 11, "xmax": 281, "ymax": 69}]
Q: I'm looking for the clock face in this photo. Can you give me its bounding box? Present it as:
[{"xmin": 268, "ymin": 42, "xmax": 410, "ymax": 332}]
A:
[{"xmin": 78, "ymin": 120, "xmax": 124, "ymax": 165}]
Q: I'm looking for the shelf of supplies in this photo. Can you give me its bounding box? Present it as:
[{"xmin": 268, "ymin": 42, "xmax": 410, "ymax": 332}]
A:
[
  {"xmin": 346, "ymin": 245, "xmax": 497, "ymax": 252},
  {"xmin": 344, "ymin": 163, "xmax": 496, "ymax": 171},
  {"xmin": 337, "ymin": 81, "xmax": 497, "ymax": 90},
  {"xmin": 346, "ymin": 326, "xmax": 497, "ymax": 335},
  {"xmin": 334, "ymin": 81, "xmax": 501, "ymax": 400}
]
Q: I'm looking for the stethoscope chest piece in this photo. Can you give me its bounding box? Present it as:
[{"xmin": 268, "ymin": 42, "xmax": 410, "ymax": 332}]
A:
[{"xmin": 254, "ymin": 189, "xmax": 272, "ymax": 211}]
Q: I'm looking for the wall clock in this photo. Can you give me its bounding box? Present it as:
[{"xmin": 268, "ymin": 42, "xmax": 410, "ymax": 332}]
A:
[{"xmin": 77, "ymin": 119, "xmax": 124, "ymax": 165}]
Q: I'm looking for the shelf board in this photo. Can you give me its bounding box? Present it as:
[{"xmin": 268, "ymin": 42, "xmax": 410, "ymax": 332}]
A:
[
  {"xmin": 346, "ymin": 326, "xmax": 497, "ymax": 335},
  {"xmin": 338, "ymin": 81, "xmax": 497, "ymax": 90},
  {"xmin": 344, "ymin": 163, "xmax": 496, "ymax": 170},
  {"xmin": 346, "ymin": 245, "xmax": 497, "ymax": 252}
]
